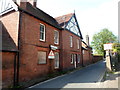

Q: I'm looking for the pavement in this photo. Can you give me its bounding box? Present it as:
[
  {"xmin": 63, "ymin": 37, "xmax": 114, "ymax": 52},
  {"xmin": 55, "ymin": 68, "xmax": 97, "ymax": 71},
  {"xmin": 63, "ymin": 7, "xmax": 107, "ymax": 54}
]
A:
[
  {"xmin": 28, "ymin": 60, "xmax": 106, "ymax": 88},
  {"xmin": 98, "ymin": 71, "xmax": 120, "ymax": 88}
]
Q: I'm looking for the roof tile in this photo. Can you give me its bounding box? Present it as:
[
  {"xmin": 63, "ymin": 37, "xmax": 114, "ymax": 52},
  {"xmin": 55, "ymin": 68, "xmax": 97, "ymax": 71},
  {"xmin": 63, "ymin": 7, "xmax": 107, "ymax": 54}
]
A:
[{"xmin": 55, "ymin": 13, "xmax": 73, "ymax": 28}]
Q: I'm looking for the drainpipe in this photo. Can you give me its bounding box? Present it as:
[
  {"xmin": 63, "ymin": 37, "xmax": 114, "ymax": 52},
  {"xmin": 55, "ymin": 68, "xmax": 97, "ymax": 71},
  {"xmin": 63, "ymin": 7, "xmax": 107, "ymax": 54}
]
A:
[
  {"xmin": 15, "ymin": 10, "xmax": 23, "ymax": 86},
  {"xmin": 13, "ymin": 52, "xmax": 17, "ymax": 86},
  {"xmin": 81, "ymin": 49, "xmax": 84, "ymax": 67}
]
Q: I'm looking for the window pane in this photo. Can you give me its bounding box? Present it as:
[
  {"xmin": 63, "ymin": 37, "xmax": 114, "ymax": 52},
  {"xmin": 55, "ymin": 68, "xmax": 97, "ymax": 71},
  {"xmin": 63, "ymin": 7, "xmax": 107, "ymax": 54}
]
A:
[
  {"xmin": 77, "ymin": 39, "xmax": 80, "ymax": 49},
  {"xmin": 77, "ymin": 54, "xmax": 80, "ymax": 63},
  {"xmin": 42, "ymin": 33, "xmax": 44, "ymax": 40},
  {"xmin": 54, "ymin": 52, "xmax": 59, "ymax": 68},
  {"xmin": 38, "ymin": 51, "xmax": 46, "ymax": 64},
  {"xmin": 54, "ymin": 30, "xmax": 59, "ymax": 44},
  {"xmin": 40, "ymin": 24, "xmax": 45, "ymax": 41},
  {"xmin": 40, "ymin": 33, "xmax": 44, "ymax": 40},
  {"xmin": 71, "ymin": 54, "xmax": 74, "ymax": 64},
  {"xmin": 70, "ymin": 36, "xmax": 73, "ymax": 47}
]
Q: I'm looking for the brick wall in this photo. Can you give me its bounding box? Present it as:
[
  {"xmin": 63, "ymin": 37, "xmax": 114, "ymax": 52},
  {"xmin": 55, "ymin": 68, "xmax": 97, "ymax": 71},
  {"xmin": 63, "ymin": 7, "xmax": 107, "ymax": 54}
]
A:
[
  {"xmin": 2, "ymin": 52, "xmax": 16, "ymax": 88},
  {"xmin": 19, "ymin": 12, "xmax": 61, "ymax": 84},
  {"xmin": 61, "ymin": 30, "xmax": 82, "ymax": 70},
  {"xmin": 83, "ymin": 48, "xmax": 93, "ymax": 66},
  {"xmin": 1, "ymin": 10, "xmax": 83, "ymax": 87},
  {"xmin": 93, "ymin": 55, "xmax": 103, "ymax": 63}
]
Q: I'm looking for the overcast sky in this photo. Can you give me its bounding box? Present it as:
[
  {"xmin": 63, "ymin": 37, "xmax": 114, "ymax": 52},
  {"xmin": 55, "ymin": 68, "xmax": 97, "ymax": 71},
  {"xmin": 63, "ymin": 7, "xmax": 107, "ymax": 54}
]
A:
[{"xmin": 37, "ymin": 0, "xmax": 119, "ymax": 44}]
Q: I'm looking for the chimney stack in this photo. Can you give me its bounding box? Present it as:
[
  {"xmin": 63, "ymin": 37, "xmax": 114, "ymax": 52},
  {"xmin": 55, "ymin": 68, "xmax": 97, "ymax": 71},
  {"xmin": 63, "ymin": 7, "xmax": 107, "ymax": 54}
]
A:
[
  {"xmin": 86, "ymin": 35, "xmax": 89, "ymax": 46},
  {"xmin": 14, "ymin": 0, "xmax": 37, "ymax": 8},
  {"xmin": 28, "ymin": 0, "xmax": 37, "ymax": 7}
]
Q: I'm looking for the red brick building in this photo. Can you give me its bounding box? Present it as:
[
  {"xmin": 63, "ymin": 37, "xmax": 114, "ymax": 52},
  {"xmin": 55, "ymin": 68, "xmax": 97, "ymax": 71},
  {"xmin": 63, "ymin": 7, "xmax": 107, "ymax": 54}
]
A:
[
  {"xmin": 82, "ymin": 35, "xmax": 103, "ymax": 66},
  {"xmin": 1, "ymin": 0, "xmax": 83, "ymax": 88},
  {"xmin": 1, "ymin": 0, "xmax": 61, "ymax": 87},
  {"xmin": 55, "ymin": 13, "xmax": 83, "ymax": 70},
  {"xmin": 1, "ymin": 0, "xmax": 103, "ymax": 88},
  {"xmin": 82, "ymin": 41, "xmax": 93, "ymax": 66}
]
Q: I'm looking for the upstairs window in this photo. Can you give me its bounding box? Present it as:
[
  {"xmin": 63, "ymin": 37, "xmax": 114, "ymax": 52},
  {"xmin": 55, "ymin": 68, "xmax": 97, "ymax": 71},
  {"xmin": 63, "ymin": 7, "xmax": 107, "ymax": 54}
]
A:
[
  {"xmin": 83, "ymin": 50, "xmax": 85, "ymax": 54},
  {"xmin": 70, "ymin": 36, "xmax": 73, "ymax": 47},
  {"xmin": 54, "ymin": 30, "xmax": 59, "ymax": 44},
  {"xmin": 77, "ymin": 39, "xmax": 80, "ymax": 49},
  {"xmin": 40, "ymin": 24, "xmax": 45, "ymax": 41}
]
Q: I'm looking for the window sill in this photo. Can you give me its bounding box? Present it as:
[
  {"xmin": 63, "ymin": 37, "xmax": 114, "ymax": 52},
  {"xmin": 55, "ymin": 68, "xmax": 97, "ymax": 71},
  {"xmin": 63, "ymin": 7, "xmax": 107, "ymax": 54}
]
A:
[
  {"xmin": 54, "ymin": 43, "xmax": 59, "ymax": 46},
  {"xmin": 39, "ymin": 39, "xmax": 46, "ymax": 42},
  {"xmin": 37, "ymin": 63, "xmax": 47, "ymax": 65},
  {"xmin": 71, "ymin": 62, "xmax": 73, "ymax": 64},
  {"xmin": 55, "ymin": 67, "xmax": 59, "ymax": 69}
]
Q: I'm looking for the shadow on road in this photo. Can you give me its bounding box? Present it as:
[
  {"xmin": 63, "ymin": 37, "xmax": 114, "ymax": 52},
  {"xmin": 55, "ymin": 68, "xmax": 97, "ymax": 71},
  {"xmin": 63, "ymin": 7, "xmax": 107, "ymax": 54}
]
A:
[{"xmin": 28, "ymin": 61, "xmax": 107, "ymax": 88}]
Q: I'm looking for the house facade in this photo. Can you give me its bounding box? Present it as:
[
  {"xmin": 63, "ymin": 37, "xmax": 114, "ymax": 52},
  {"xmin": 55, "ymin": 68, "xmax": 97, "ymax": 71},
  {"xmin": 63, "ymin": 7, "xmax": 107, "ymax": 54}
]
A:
[
  {"xmin": 0, "ymin": 0, "xmax": 103, "ymax": 88},
  {"xmin": 55, "ymin": 13, "xmax": 83, "ymax": 70},
  {"xmin": 1, "ymin": 0, "xmax": 83, "ymax": 88},
  {"xmin": 1, "ymin": 0, "xmax": 61, "ymax": 87},
  {"xmin": 82, "ymin": 41, "xmax": 93, "ymax": 66}
]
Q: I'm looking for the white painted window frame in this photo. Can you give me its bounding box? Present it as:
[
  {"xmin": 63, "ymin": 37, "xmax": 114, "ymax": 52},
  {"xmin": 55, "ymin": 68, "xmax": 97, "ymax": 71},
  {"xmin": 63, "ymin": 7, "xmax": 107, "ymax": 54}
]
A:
[
  {"xmin": 54, "ymin": 52, "xmax": 59, "ymax": 69},
  {"xmin": 71, "ymin": 54, "xmax": 74, "ymax": 64},
  {"xmin": 70, "ymin": 36, "xmax": 73, "ymax": 47},
  {"xmin": 54, "ymin": 30, "xmax": 59, "ymax": 45},
  {"xmin": 77, "ymin": 54, "xmax": 80, "ymax": 63},
  {"xmin": 40, "ymin": 23, "xmax": 45, "ymax": 42},
  {"xmin": 83, "ymin": 50, "xmax": 85, "ymax": 54},
  {"xmin": 77, "ymin": 39, "xmax": 80, "ymax": 49}
]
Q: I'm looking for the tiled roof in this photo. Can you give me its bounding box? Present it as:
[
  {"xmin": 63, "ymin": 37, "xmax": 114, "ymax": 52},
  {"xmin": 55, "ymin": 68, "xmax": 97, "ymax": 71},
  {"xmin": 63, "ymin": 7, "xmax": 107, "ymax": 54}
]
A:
[
  {"xmin": 55, "ymin": 13, "xmax": 83, "ymax": 39},
  {"xmin": 1, "ymin": 23, "xmax": 18, "ymax": 52},
  {"xmin": 82, "ymin": 41, "xmax": 92, "ymax": 49},
  {"xmin": 55, "ymin": 13, "xmax": 74, "ymax": 28},
  {"xmin": 18, "ymin": 2, "xmax": 61, "ymax": 29}
]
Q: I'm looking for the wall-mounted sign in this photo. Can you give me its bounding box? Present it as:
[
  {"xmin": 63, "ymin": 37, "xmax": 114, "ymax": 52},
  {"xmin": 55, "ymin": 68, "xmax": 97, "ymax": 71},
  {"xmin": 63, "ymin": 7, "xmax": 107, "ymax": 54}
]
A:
[
  {"xmin": 104, "ymin": 43, "xmax": 113, "ymax": 50},
  {"xmin": 48, "ymin": 50, "xmax": 55, "ymax": 59},
  {"xmin": 50, "ymin": 45, "xmax": 58, "ymax": 50}
]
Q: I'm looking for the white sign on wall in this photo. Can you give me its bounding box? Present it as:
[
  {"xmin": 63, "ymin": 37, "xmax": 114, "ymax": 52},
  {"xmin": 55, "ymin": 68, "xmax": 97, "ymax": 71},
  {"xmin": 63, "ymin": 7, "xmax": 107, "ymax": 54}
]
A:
[
  {"xmin": 104, "ymin": 43, "xmax": 113, "ymax": 50},
  {"xmin": 50, "ymin": 45, "xmax": 58, "ymax": 50}
]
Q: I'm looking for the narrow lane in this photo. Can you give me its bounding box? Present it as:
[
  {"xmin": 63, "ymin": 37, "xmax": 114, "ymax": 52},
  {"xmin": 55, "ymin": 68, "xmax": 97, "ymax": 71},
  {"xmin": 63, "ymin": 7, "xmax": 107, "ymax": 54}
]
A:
[{"xmin": 29, "ymin": 60, "xmax": 106, "ymax": 88}]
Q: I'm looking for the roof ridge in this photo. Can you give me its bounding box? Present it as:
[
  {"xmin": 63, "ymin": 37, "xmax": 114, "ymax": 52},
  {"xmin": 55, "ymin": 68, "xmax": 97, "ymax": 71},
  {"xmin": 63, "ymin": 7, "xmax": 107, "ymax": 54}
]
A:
[
  {"xmin": 55, "ymin": 13, "xmax": 74, "ymax": 19},
  {"xmin": 36, "ymin": 7, "xmax": 56, "ymax": 21}
]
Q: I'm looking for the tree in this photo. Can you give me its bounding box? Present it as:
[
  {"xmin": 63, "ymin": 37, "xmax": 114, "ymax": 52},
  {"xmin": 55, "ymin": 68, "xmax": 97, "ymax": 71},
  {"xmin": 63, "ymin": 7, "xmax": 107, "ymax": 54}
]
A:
[{"xmin": 91, "ymin": 28, "xmax": 117, "ymax": 55}]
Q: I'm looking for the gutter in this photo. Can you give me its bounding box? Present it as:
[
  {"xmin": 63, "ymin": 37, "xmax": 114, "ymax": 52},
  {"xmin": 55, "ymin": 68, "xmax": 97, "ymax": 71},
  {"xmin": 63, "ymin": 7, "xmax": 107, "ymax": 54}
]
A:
[
  {"xmin": 18, "ymin": 7, "xmax": 62, "ymax": 30},
  {"xmin": 1, "ymin": 50, "xmax": 18, "ymax": 52}
]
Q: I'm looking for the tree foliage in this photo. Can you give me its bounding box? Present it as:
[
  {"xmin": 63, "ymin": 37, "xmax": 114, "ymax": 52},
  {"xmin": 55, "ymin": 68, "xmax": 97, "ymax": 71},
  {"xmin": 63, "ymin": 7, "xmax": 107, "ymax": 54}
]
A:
[
  {"xmin": 91, "ymin": 28, "xmax": 117, "ymax": 55},
  {"xmin": 112, "ymin": 43, "xmax": 120, "ymax": 62},
  {"xmin": 112, "ymin": 43, "xmax": 120, "ymax": 54}
]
